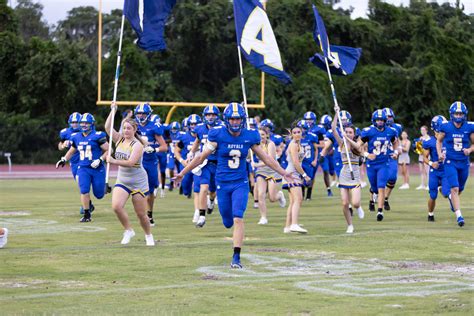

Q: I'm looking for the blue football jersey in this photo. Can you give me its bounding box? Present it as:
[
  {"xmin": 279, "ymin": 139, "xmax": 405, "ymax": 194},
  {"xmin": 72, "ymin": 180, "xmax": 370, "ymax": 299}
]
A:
[
  {"xmin": 71, "ymin": 131, "xmax": 107, "ymax": 167},
  {"xmin": 168, "ymin": 131, "xmax": 184, "ymax": 156},
  {"xmin": 137, "ymin": 121, "xmax": 164, "ymax": 162},
  {"xmin": 386, "ymin": 122, "xmax": 402, "ymax": 154},
  {"xmin": 325, "ymin": 128, "xmax": 342, "ymax": 161},
  {"xmin": 361, "ymin": 125, "xmax": 398, "ymax": 164},
  {"xmin": 310, "ymin": 125, "xmax": 327, "ymax": 141},
  {"xmin": 193, "ymin": 122, "xmax": 224, "ymax": 161},
  {"xmin": 208, "ymin": 126, "xmax": 260, "ymax": 182},
  {"xmin": 301, "ymin": 132, "xmax": 319, "ymax": 164},
  {"xmin": 177, "ymin": 131, "xmax": 196, "ymax": 159},
  {"xmin": 440, "ymin": 121, "xmax": 474, "ymax": 161},
  {"xmin": 59, "ymin": 127, "xmax": 80, "ymax": 164},
  {"xmin": 422, "ymin": 136, "xmax": 445, "ymax": 171}
]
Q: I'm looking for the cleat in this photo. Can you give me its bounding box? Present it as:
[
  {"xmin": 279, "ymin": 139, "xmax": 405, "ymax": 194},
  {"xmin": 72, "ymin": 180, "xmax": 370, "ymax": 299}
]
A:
[
  {"xmin": 349, "ymin": 207, "xmax": 353, "ymax": 217},
  {"xmin": 0, "ymin": 228, "xmax": 8, "ymax": 248},
  {"xmin": 253, "ymin": 202, "xmax": 259, "ymax": 209},
  {"xmin": 369, "ymin": 200, "xmax": 375, "ymax": 212},
  {"xmin": 230, "ymin": 254, "xmax": 242, "ymax": 269},
  {"xmin": 192, "ymin": 209, "xmax": 200, "ymax": 223},
  {"xmin": 147, "ymin": 211, "xmax": 155, "ymax": 227},
  {"xmin": 283, "ymin": 227, "xmax": 291, "ymax": 234},
  {"xmin": 258, "ymin": 217, "xmax": 268, "ymax": 225},
  {"xmin": 195, "ymin": 216, "xmax": 206, "ymax": 228},
  {"xmin": 289, "ymin": 224, "xmax": 308, "ymax": 234},
  {"xmin": 327, "ymin": 190, "xmax": 333, "ymax": 197},
  {"xmin": 145, "ymin": 234, "xmax": 155, "ymax": 246},
  {"xmin": 357, "ymin": 207, "xmax": 365, "ymax": 219},
  {"xmin": 121, "ymin": 229, "xmax": 135, "ymax": 245},
  {"xmin": 346, "ymin": 225, "xmax": 354, "ymax": 234},
  {"xmin": 457, "ymin": 216, "xmax": 465, "ymax": 227},
  {"xmin": 384, "ymin": 200, "xmax": 391, "ymax": 211},
  {"xmin": 80, "ymin": 217, "xmax": 91, "ymax": 222},
  {"xmin": 377, "ymin": 212, "xmax": 384, "ymax": 221},
  {"xmin": 278, "ymin": 191, "xmax": 287, "ymax": 208},
  {"xmin": 428, "ymin": 215, "xmax": 435, "ymax": 222}
]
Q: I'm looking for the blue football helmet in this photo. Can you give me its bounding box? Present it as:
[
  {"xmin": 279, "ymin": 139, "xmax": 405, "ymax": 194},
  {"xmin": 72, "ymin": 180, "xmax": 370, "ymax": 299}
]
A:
[
  {"xmin": 431, "ymin": 115, "xmax": 448, "ymax": 133},
  {"xmin": 303, "ymin": 111, "xmax": 317, "ymax": 127},
  {"xmin": 181, "ymin": 118, "xmax": 188, "ymax": 131},
  {"xmin": 202, "ymin": 104, "xmax": 220, "ymax": 126},
  {"xmin": 68, "ymin": 112, "xmax": 82, "ymax": 132},
  {"xmin": 383, "ymin": 107, "xmax": 395, "ymax": 125},
  {"xmin": 134, "ymin": 103, "xmax": 153, "ymax": 124},
  {"xmin": 449, "ymin": 101, "xmax": 468, "ymax": 124},
  {"xmin": 80, "ymin": 113, "xmax": 95, "ymax": 133},
  {"xmin": 248, "ymin": 117, "xmax": 258, "ymax": 129},
  {"xmin": 170, "ymin": 121, "xmax": 181, "ymax": 133},
  {"xmin": 260, "ymin": 119, "xmax": 275, "ymax": 132},
  {"xmin": 223, "ymin": 102, "xmax": 246, "ymax": 133},
  {"xmin": 339, "ymin": 110, "xmax": 352, "ymax": 126},
  {"xmin": 297, "ymin": 119, "xmax": 310, "ymax": 130},
  {"xmin": 320, "ymin": 114, "xmax": 332, "ymax": 130},
  {"xmin": 372, "ymin": 109, "xmax": 387, "ymax": 129},
  {"xmin": 149, "ymin": 114, "xmax": 161, "ymax": 124}
]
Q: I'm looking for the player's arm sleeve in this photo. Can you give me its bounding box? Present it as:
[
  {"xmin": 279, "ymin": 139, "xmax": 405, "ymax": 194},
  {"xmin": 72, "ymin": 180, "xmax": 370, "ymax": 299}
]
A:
[
  {"xmin": 253, "ymin": 130, "xmax": 261, "ymax": 146},
  {"xmin": 207, "ymin": 128, "xmax": 219, "ymax": 143}
]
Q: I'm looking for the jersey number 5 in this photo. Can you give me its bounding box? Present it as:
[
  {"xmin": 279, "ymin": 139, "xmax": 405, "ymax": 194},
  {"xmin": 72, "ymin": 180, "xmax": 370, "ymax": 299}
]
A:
[
  {"xmin": 228, "ymin": 150, "xmax": 241, "ymax": 169},
  {"xmin": 453, "ymin": 138, "xmax": 463, "ymax": 152}
]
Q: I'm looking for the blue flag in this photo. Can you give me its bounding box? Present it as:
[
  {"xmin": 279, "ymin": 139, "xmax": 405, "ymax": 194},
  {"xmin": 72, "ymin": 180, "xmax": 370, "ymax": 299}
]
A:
[
  {"xmin": 310, "ymin": 45, "xmax": 362, "ymax": 76},
  {"xmin": 311, "ymin": 4, "xmax": 361, "ymax": 76},
  {"xmin": 124, "ymin": 0, "xmax": 176, "ymax": 51},
  {"xmin": 233, "ymin": 0, "xmax": 292, "ymax": 84}
]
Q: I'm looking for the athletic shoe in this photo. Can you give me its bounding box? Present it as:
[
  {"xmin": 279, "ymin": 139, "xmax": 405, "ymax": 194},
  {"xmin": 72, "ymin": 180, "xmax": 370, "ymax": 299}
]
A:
[
  {"xmin": 121, "ymin": 229, "xmax": 135, "ymax": 245},
  {"xmin": 192, "ymin": 209, "xmax": 200, "ymax": 223},
  {"xmin": 230, "ymin": 254, "xmax": 242, "ymax": 269},
  {"xmin": 416, "ymin": 185, "xmax": 425, "ymax": 190},
  {"xmin": 428, "ymin": 215, "xmax": 435, "ymax": 222},
  {"xmin": 357, "ymin": 207, "xmax": 365, "ymax": 219},
  {"xmin": 457, "ymin": 216, "xmax": 465, "ymax": 227},
  {"xmin": 369, "ymin": 200, "xmax": 375, "ymax": 212},
  {"xmin": 278, "ymin": 191, "xmax": 287, "ymax": 208},
  {"xmin": 196, "ymin": 216, "xmax": 206, "ymax": 228},
  {"xmin": 377, "ymin": 212, "xmax": 384, "ymax": 222},
  {"xmin": 283, "ymin": 227, "xmax": 291, "ymax": 234},
  {"xmin": 360, "ymin": 181, "xmax": 367, "ymax": 188},
  {"xmin": 160, "ymin": 188, "xmax": 166, "ymax": 198},
  {"xmin": 80, "ymin": 210, "xmax": 91, "ymax": 222},
  {"xmin": 346, "ymin": 225, "xmax": 354, "ymax": 234},
  {"xmin": 253, "ymin": 202, "xmax": 259, "ymax": 209},
  {"xmin": 145, "ymin": 234, "xmax": 155, "ymax": 246},
  {"xmin": 258, "ymin": 217, "xmax": 268, "ymax": 225},
  {"xmin": 327, "ymin": 190, "xmax": 333, "ymax": 197},
  {"xmin": 207, "ymin": 197, "xmax": 215, "ymax": 214},
  {"xmin": 289, "ymin": 224, "xmax": 308, "ymax": 234},
  {"xmin": 0, "ymin": 228, "xmax": 8, "ymax": 248},
  {"xmin": 384, "ymin": 200, "xmax": 391, "ymax": 211},
  {"xmin": 147, "ymin": 212, "xmax": 155, "ymax": 227},
  {"xmin": 399, "ymin": 183, "xmax": 409, "ymax": 189}
]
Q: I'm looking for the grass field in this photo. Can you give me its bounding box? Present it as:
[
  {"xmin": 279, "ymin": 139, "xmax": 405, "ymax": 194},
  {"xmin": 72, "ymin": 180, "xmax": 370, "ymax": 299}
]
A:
[{"xmin": 0, "ymin": 176, "xmax": 473, "ymax": 315}]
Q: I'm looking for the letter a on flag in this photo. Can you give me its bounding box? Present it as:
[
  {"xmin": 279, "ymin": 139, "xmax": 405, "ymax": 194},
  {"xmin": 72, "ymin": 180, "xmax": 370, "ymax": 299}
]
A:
[
  {"xmin": 124, "ymin": 0, "xmax": 176, "ymax": 51},
  {"xmin": 233, "ymin": 0, "xmax": 292, "ymax": 84}
]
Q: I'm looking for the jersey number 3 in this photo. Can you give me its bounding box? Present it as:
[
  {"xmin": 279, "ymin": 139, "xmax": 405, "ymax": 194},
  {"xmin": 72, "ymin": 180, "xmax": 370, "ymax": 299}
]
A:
[{"xmin": 228, "ymin": 150, "xmax": 241, "ymax": 169}]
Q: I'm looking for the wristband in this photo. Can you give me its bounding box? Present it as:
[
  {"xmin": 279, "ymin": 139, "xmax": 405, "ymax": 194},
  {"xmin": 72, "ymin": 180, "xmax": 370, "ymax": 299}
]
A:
[
  {"xmin": 363, "ymin": 152, "xmax": 369, "ymax": 158},
  {"xmin": 428, "ymin": 161, "xmax": 433, "ymax": 166}
]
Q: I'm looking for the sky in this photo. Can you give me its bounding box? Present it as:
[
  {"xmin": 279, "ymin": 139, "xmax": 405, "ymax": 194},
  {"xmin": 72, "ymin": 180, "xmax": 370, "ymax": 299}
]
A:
[{"xmin": 7, "ymin": 0, "xmax": 474, "ymax": 26}]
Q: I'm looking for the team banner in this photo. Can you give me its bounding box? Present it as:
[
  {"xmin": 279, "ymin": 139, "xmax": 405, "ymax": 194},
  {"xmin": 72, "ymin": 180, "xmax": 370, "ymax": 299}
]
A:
[
  {"xmin": 311, "ymin": 4, "xmax": 361, "ymax": 76},
  {"xmin": 310, "ymin": 45, "xmax": 362, "ymax": 76},
  {"xmin": 233, "ymin": 0, "xmax": 292, "ymax": 84},
  {"xmin": 124, "ymin": 0, "xmax": 176, "ymax": 51}
]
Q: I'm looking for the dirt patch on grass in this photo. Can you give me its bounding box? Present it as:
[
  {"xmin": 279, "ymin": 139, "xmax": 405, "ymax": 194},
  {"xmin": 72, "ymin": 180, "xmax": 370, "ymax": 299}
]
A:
[
  {"xmin": 388, "ymin": 261, "xmax": 474, "ymax": 276},
  {"xmin": 201, "ymin": 274, "xmax": 220, "ymax": 281},
  {"xmin": 0, "ymin": 211, "xmax": 31, "ymax": 216},
  {"xmin": 0, "ymin": 279, "xmax": 87, "ymax": 289}
]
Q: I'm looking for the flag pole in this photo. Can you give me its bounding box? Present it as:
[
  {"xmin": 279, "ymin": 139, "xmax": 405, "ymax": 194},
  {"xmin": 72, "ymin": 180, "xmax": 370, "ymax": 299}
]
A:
[
  {"xmin": 323, "ymin": 57, "xmax": 355, "ymax": 180},
  {"xmin": 105, "ymin": 12, "xmax": 126, "ymax": 192}
]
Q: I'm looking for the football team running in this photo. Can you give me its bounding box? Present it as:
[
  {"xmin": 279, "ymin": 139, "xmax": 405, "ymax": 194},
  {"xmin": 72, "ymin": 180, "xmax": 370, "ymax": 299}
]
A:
[{"xmin": 52, "ymin": 101, "xmax": 473, "ymax": 268}]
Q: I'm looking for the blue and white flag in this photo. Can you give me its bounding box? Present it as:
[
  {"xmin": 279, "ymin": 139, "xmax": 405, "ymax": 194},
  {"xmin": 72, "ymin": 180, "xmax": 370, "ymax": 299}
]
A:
[
  {"xmin": 124, "ymin": 0, "xmax": 176, "ymax": 51},
  {"xmin": 233, "ymin": 0, "xmax": 292, "ymax": 84},
  {"xmin": 311, "ymin": 4, "xmax": 361, "ymax": 76},
  {"xmin": 310, "ymin": 45, "xmax": 362, "ymax": 76}
]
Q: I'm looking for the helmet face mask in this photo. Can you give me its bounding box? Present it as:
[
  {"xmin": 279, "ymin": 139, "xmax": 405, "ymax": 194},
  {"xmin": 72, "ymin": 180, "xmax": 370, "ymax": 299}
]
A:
[
  {"xmin": 187, "ymin": 114, "xmax": 202, "ymax": 132},
  {"xmin": 372, "ymin": 110, "xmax": 387, "ymax": 130},
  {"xmin": 134, "ymin": 103, "xmax": 153, "ymax": 125},
  {"xmin": 68, "ymin": 112, "xmax": 82, "ymax": 132},
  {"xmin": 203, "ymin": 105, "xmax": 220, "ymax": 126},
  {"xmin": 303, "ymin": 112, "xmax": 317, "ymax": 127},
  {"xmin": 79, "ymin": 113, "xmax": 95, "ymax": 133}
]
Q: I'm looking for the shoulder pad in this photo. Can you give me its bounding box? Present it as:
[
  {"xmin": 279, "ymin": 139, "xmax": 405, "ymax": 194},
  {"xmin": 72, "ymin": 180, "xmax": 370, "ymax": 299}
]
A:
[
  {"xmin": 213, "ymin": 125, "xmax": 223, "ymax": 130},
  {"xmin": 363, "ymin": 127, "xmax": 371, "ymax": 131},
  {"xmin": 60, "ymin": 128, "xmax": 67, "ymax": 133}
]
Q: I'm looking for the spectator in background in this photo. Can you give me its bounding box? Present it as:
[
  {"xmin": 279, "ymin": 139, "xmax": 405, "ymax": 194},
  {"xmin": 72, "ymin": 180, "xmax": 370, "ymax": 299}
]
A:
[
  {"xmin": 398, "ymin": 131, "xmax": 411, "ymax": 189},
  {"xmin": 416, "ymin": 126, "xmax": 430, "ymax": 190}
]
